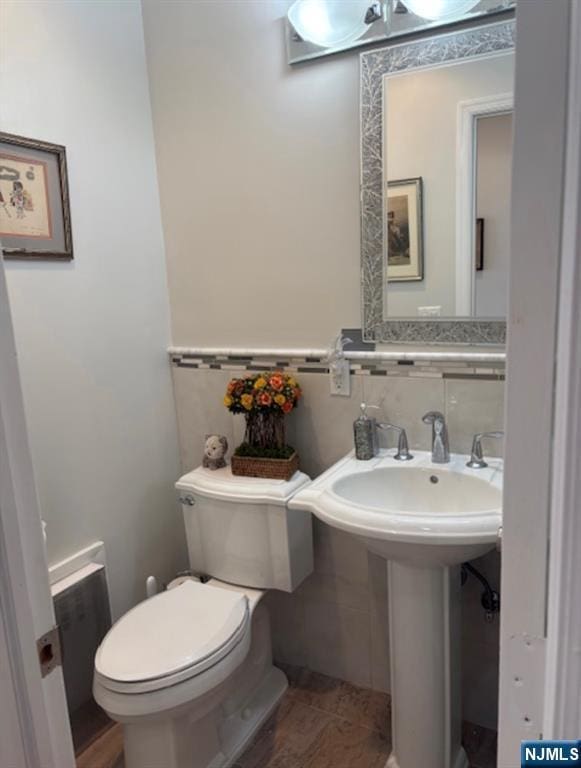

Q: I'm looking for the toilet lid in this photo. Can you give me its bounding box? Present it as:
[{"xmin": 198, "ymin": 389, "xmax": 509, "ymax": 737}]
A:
[{"xmin": 95, "ymin": 580, "xmax": 249, "ymax": 686}]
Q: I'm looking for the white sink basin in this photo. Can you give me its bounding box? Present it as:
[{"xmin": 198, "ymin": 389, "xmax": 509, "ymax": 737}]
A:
[
  {"xmin": 290, "ymin": 450, "xmax": 502, "ymax": 567},
  {"xmin": 290, "ymin": 448, "xmax": 503, "ymax": 768}
]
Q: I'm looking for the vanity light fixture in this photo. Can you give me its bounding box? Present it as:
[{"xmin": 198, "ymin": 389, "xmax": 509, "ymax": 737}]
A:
[
  {"xmin": 286, "ymin": 0, "xmax": 384, "ymax": 49},
  {"xmin": 286, "ymin": 0, "xmax": 515, "ymax": 65},
  {"xmin": 400, "ymin": 0, "xmax": 481, "ymax": 22}
]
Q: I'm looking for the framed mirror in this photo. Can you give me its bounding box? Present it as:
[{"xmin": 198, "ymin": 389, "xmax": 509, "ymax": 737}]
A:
[{"xmin": 361, "ymin": 20, "xmax": 515, "ymax": 344}]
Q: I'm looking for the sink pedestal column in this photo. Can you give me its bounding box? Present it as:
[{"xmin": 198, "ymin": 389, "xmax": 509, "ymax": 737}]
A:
[{"xmin": 386, "ymin": 561, "xmax": 468, "ymax": 768}]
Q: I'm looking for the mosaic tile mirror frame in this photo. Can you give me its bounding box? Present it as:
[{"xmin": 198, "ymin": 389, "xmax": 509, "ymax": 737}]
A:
[{"xmin": 360, "ymin": 20, "xmax": 515, "ymax": 345}]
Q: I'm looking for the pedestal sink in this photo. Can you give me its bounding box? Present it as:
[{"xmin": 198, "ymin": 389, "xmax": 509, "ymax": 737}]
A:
[{"xmin": 289, "ymin": 449, "xmax": 502, "ymax": 768}]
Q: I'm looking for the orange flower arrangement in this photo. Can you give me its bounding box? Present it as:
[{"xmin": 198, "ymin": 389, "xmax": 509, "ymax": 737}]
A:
[
  {"xmin": 223, "ymin": 372, "xmax": 302, "ymax": 459},
  {"xmin": 223, "ymin": 372, "xmax": 302, "ymax": 415}
]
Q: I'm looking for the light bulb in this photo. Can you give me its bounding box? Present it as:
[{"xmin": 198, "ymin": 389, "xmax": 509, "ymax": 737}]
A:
[
  {"xmin": 287, "ymin": 0, "xmax": 372, "ymax": 48},
  {"xmin": 401, "ymin": 0, "xmax": 480, "ymax": 22}
]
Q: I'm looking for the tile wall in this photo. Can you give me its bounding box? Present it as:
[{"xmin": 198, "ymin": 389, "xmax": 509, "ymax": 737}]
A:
[{"xmin": 170, "ymin": 352, "xmax": 504, "ymax": 730}]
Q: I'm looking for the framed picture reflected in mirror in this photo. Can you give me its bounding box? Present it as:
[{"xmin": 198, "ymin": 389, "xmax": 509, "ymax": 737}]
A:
[{"xmin": 386, "ymin": 177, "xmax": 423, "ymax": 282}]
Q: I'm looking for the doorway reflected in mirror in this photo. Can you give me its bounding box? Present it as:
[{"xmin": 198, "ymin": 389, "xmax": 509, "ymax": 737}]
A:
[{"xmin": 383, "ymin": 49, "xmax": 514, "ymax": 319}]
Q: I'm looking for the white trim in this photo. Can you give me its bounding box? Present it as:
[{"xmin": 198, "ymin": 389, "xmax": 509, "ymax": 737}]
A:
[
  {"xmin": 51, "ymin": 563, "xmax": 105, "ymax": 599},
  {"xmin": 0, "ymin": 472, "xmax": 42, "ymax": 768},
  {"xmin": 543, "ymin": 0, "xmax": 581, "ymax": 739},
  {"xmin": 456, "ymin": 93, "xmax": 513, "ymax": 315},
  {"xmin": 0, "ymin": 601, "xmax": 28, "ymax": 768},
  {"xmin": 497, "ymin": 1, "xmax": 572, "ymax": 763},
  {"xmin": 48, "ymin": 540, "xmax": 106, "ymax": 586},
  {"xmin": 168, "ymin": 346, "xmax": 506, "ymax": 364},
  {"xmin": 0, "ymin": 246, "xmax": 75, "ymax": 768},
  {"xmin": 171, "ymin": 346, "xmax": 329, "ymax": 359}
]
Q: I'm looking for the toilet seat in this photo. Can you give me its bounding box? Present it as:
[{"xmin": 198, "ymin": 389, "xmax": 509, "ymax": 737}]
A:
[{"xmin": 95, "ymin": 580, "xmax": 249, "ymax": 694}]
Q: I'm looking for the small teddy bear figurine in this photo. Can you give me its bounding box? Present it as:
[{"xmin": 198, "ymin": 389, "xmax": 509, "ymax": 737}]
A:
[{"xmin": 202, "ymin": 434, "xmax": 228, "ymax": 470}]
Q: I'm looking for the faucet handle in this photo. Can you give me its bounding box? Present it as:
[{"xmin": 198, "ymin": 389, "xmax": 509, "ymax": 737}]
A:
[
  {"xmin": 467, "ymin": 431, "xmax": 504, "ymax": 469},
  {"xmin": 378, "ymin": 423, "xmax": 414, "ymax": 461},
  {"xmin": 360, "ymin": 403, "xmax": 380, "ymax": 416},
  {"xmin": 421, "ymin": 411, "xmax": 445, "ymax": 425}
]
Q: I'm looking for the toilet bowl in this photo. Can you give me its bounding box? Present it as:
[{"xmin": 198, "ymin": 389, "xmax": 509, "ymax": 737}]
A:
[
  {"xmin": 94, "ymin": 465, "xmax": 313, "ymax": 768},
  {"xmin": 94, "ymin": 579, "xmax": 284, "ymax": 768}
]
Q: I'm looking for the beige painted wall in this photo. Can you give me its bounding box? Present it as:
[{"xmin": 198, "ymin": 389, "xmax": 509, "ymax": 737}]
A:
[
  {"xmin": 142, "ymin": 0, "xmax": 361, "ymax": 347},
  {"xmin": 385, "ymin": 54, "xmax": 514, "ymax": 317},
  {"xmin": 1, "ymin": 0, "xmax": 187, "ymax": 619}
]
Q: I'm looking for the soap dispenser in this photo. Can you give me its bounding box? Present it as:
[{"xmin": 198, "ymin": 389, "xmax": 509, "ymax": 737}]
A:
[{"xmin": 353, "ymin": 403, "xmax": 378, "ymax": 460}]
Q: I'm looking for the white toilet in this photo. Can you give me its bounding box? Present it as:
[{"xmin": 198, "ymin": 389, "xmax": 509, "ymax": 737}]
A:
[{"xmin": 93, "ymin": 465, "xmax": 312, "ymax": 768}]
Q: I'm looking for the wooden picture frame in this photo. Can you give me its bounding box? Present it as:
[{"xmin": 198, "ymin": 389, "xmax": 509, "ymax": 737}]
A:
[
  {"xmin": 0, "ymin": 132, "xmax": 73, "ymax": 261},
  {"xmin": 386, "ymin": 177, "xmax": 424, "ymax": 282}
]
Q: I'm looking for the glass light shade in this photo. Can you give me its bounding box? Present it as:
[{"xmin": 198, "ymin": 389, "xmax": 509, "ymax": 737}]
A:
[
  {"xmin": 401, "ymin": 0, "xmax": 481, "ymax": 22},
  {"xmin": 287, "ymin": 0, "xmax": 372, "ymax": 48}
]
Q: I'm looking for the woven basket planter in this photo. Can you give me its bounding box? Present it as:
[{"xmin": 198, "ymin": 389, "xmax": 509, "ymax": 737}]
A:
[{"xmin": 231, "ymin": 452, "xmax": 299, "ymax": 481}]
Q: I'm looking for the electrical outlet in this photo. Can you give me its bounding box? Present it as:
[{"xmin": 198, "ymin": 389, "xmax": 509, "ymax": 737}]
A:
[{"xmin": 329, "ymin": 359, "xmax": 351, "ymax": 396}]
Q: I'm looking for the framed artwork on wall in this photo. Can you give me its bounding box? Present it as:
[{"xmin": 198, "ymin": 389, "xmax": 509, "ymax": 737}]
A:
[
  {"xmin": 0, "ymin": 132, "xmax": 73, "ymax": 261},
  {"xmin": 386, "ymin": 177, "xmax": 423, "ymax": 282}
]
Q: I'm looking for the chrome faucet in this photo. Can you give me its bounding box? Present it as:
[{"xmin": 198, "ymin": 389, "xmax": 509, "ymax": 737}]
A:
[
  {"xmin": 466, "ymin": 431, "xmax": 504, "ymax": 469},
  {"xmin": 378, "ymin": 423, "xmax": 413, "ymax": 461},
  {"xmin": 421, "ymin": 411, "xmax": 450, "ymax": 464}
]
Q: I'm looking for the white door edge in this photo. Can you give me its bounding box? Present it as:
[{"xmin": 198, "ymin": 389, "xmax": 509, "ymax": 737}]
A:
[
  {"xmin": 0, "ymin": 245, "xmax": 75, "ymax": 768},
  {"xmin": 543, "ymin": 0, "xmax": 581, "ymax": 739},
  {"xmin": 498, "ymin": 0, "xmax": 573, "ymax": 764}
]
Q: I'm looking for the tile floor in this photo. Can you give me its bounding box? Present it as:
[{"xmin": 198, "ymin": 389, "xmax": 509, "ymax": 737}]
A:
[
  {"xmin": 71, "ymin": 698, "xmax": 115, "ymax": 756},
  {"xmin": 76, "ymin": 665, "xmax": 497, "ymax": 768}
]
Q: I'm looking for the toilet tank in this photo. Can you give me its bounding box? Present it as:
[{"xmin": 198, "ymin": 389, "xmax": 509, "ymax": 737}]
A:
[{"xmin": 176, "ymin": 466, "xmax": 313, "ymax": 593}]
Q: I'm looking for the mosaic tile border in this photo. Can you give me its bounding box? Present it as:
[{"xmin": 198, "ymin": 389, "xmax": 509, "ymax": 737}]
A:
[
  {"xmin": 360, "ymin": 20, "xmax": 515, "ymax": 345},
  {"xmin": 170, "ymin": 352, "xmax": 504, "ymax": 382}
]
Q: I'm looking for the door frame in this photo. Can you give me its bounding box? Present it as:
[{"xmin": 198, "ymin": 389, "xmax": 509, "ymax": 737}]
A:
[
  {"xmin": 0, "ymin": 246, "xmax": 74, "ymax": 768},
  {"xmin": 498, "ymin": 0, "xmax": 581, "ymax": 763},
  {"xmin": 455, "ymin": 91, "xmax": 514, "ymax": 315},
  {"xmin": 543, "ymin": 0, "xmax": 581, "ymax": 739}
]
